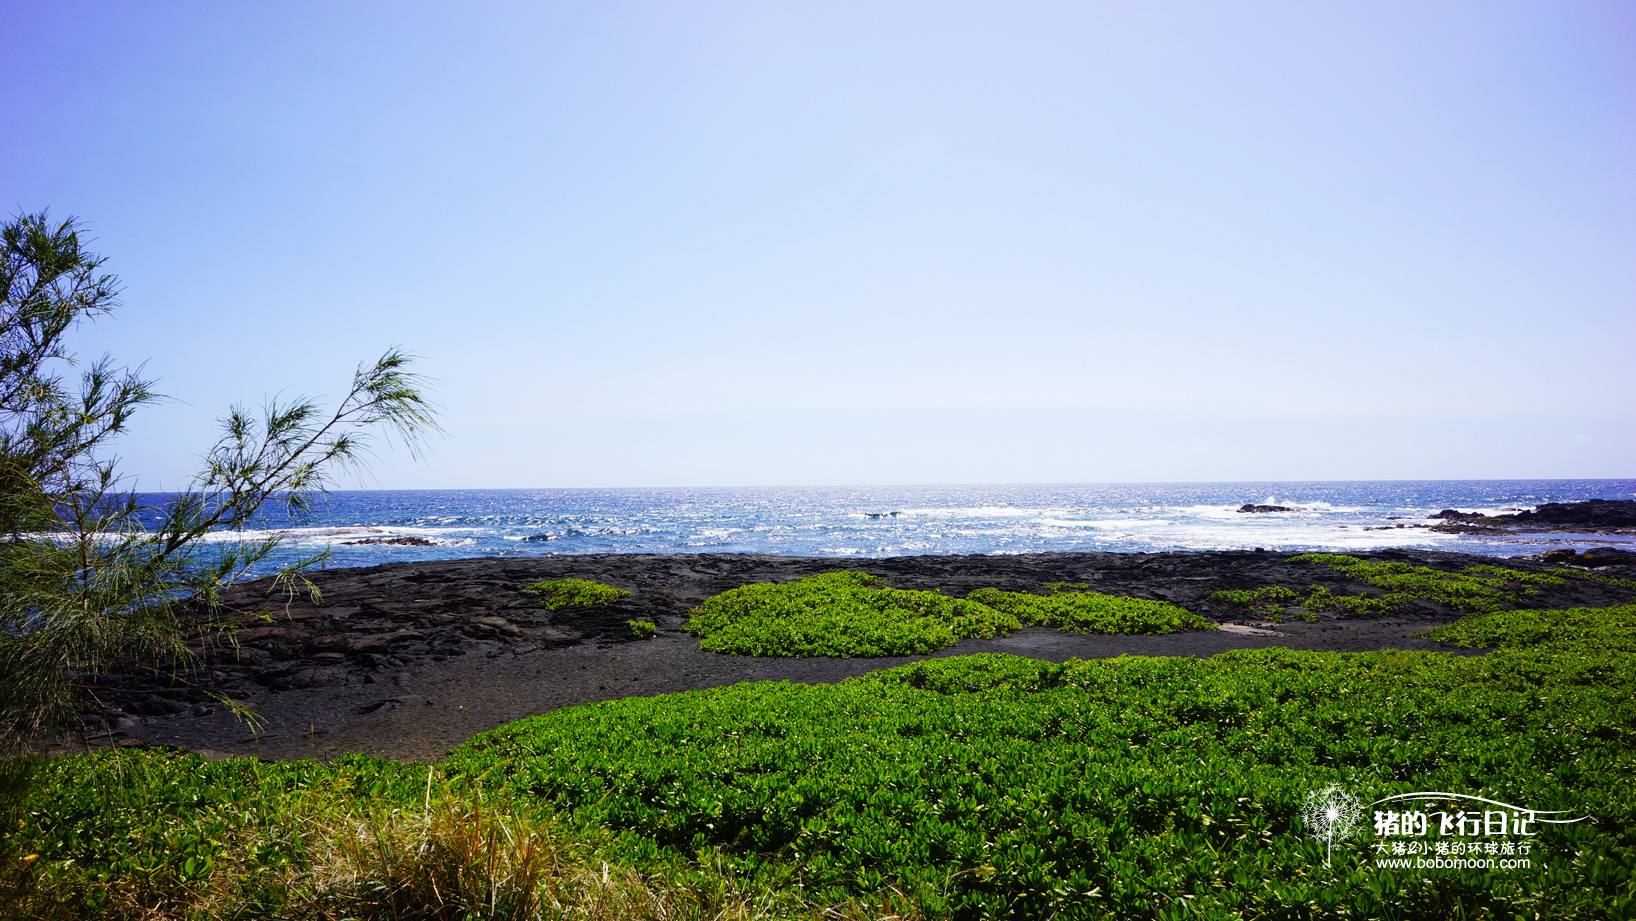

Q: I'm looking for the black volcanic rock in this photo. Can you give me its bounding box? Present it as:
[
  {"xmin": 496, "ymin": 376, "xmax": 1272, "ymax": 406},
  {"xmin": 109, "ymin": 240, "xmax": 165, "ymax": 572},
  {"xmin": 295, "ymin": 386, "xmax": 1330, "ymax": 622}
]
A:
[
  {"xmin": 1238, "ymin": 504, "xmax": 1294, "ymax": 513},
  {"xmin": 1506, "ymin": 500, "xmax": 1636, "ymax": 529},
  {"xmin": 76, "ymin": 549, "xmax": 1636, "ymax": 762},
  {"xmin": 1429, "ymin": 500, "xmax": 1636, "ymax": 535},
  {"xmin": 1541, "ymin": 547, "xmax": 1636, "ymax": 568}
]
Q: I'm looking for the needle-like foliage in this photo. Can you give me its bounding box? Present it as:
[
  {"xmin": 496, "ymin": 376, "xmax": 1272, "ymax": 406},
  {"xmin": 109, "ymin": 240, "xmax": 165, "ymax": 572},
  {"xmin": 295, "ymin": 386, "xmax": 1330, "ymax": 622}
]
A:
[{"xmin": 0, "ymin": 212, "xmax": 440, "ymax": 749}]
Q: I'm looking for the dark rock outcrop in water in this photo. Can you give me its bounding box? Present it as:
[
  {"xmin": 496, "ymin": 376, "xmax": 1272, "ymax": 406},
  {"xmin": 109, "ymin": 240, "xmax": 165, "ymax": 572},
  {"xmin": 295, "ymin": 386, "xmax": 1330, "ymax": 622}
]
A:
[
  {"xmin": 1429, "ymin": 499, "xmax": 1636, "ymax": 535},
  {"xmin": 77, "ymin": 548, "xmax": 1636, "ymax": 762},
  {"xmin": 1238, "ymin": 504, "xmax": 1294, "ymax": 513},
  {"xmin": 1507, "ymin": 500, "xmax": 1636, "ymax": 529},
  {"xmin": 1429, "ymin": 509, "xmax": 1482, "ymax": 521},
  {"xmin": 341, "ymin": 536, "xmax": 436, "ymax": 547}
]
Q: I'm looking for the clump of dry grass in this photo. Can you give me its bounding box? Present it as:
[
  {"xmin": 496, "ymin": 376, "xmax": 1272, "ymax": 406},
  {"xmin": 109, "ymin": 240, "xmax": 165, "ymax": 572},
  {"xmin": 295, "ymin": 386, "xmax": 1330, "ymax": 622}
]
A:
[
  {"xmin": 299, "ymin": 790, "xmax": 920, "ymax": 920},
  {"xmin": 302, "ymin": 793, "xmax": 703, "ymax": 920}
]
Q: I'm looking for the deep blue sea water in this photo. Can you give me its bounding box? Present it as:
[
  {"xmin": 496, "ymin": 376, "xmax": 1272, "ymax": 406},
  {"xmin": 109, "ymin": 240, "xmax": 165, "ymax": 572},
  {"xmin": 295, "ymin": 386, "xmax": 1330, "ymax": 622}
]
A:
[{"xmin": 193, "ymin": 480, "xmax": 1636, "ymax": 572}]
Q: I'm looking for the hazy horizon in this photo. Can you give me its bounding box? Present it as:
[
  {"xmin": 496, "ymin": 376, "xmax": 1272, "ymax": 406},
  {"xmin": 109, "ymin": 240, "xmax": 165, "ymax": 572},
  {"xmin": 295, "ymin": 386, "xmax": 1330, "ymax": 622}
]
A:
[{"xmin": 129, "ymin": 477, "xmax": 1636, "ymax": 494}]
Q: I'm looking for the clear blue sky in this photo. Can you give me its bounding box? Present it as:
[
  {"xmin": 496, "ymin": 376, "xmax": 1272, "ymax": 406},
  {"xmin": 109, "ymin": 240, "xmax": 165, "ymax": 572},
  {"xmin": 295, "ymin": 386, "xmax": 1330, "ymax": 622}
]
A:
[{"xmin": 3, "ymin": 1, "xmax": 1632, "ymax": 488}]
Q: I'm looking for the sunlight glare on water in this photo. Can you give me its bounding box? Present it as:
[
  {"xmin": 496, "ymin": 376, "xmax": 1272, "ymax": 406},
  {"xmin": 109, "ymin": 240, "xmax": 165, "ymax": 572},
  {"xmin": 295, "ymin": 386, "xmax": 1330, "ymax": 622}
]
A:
[{"xmin": 136, "ymin": 480, "xmax": 1636, "ymax": 573}]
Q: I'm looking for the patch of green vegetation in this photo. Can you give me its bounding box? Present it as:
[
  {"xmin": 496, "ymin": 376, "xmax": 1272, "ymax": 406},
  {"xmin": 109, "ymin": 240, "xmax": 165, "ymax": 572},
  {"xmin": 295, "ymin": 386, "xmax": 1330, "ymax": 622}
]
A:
[
  {"xmin": 0, "ymin": 751, "xmax": 821, "ymax": 919},
  {"xmin": 1210, "ymin": 585, "xmax": 1301, "ymax": 619},
  {"xmin": 525, "ymin": 577, "xmax": 632, "ymax": 610},
  {"xmin": 1289, "ymin": 553, "xmax": 1564, "ymax": 614},
  {"xmin": 9, "ymin": 603, "xmax": 1635, "ymax": 918},
  {"xmin": 447, "ymin": 603, "xmax": 1636, "ymax": 919},
  {"xmin": 1043, "ymin": 580, "xmax": 1090, "ymax": 593},
  {"xmin": 4, "ymin": 752, "xmax": 416, "ymax": 917},
  {"xmin": 684, "ymin": 573, "xmax": 1211, "ymax": 657},
  {"xmin": 684, "ymin": 571, "xmax": 1018, "ymax": 657},
  {"xmin": 1421, "ymin": 602, "xmax": 1636, "ymax": 652},
  {"xmin": 627, "ymin": 619, "xmax": 657, "ymax": 639},
  {"xmin": 1299, "ymin": 584, "xmax": 1390, "ymax": 617},
  {"xmin": 968, "ymin": 585, "xmax": 1212, "ymax": 634},
  {"xmin": 1552, "ymin": 567, "xmax": 1636, "ymax": 591},
  {"xmin": 1216, "ymin": 555, "xmax": 1578, "ymax": 621}
]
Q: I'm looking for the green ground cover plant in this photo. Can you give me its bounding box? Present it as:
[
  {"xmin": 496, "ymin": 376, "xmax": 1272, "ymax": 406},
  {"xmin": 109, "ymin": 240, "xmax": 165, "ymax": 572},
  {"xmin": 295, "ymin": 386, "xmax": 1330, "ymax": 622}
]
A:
[
  {"xmin": 9, "ymin": 602, "xmax": 1635, "ymax": 918},
  {"xmin": 1207, "ymin": 587, "xmax": 1314, "ymax": 622},
  {"xmin": 1421, "ymin": 601, "xmax": 1636, "ymax": 652},
  {"xmin": 628, "ymin": 619, "xmax": 658, "ymax": 639},
  {"xmin": 1212, "ymin": 553, "xmax": 1577, "ymax": 619},
  {"xmin": 685, "ymin": 571, "xmax": 1020, "ymax": 656},
  {"xmin": 525, "ymin": 578, "xmax": 632, "ymax": 610},
  {"xmin": 967, "ymin": 584, "xmax": 1212, "ymax": 634},
  {"xmin": 1, "ymin": 751, "xmax": 841, "ymax": 920},
  {"xmin": 685, "ymin": 572, "xmax": 1211, "ymax": 657},
  {"xmin": 448, "ymin": 603, "xmax": 1636, "ymax": 918},
  {"xmin": 1551, "ymin": 567, "xmax": 1636, "ymax": 591},
  {"xmin": 1289, "ymin": 554, "xmax": 1564, "ymax": 613}
]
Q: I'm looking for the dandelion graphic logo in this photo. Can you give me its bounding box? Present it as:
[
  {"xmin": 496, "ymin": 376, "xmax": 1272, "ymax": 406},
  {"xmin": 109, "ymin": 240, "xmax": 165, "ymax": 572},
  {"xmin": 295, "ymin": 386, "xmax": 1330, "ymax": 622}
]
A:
[{"xmin": 1303, "ymin": 783, "xmax": 1364, "ymax": 867}]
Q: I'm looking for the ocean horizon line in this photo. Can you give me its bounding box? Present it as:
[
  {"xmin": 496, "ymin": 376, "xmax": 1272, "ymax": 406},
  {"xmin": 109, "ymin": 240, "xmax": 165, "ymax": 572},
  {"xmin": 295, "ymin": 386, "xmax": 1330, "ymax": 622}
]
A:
[{"xmin": 134, "ymin": 477, "xmax": 1636, "ymax": 495}]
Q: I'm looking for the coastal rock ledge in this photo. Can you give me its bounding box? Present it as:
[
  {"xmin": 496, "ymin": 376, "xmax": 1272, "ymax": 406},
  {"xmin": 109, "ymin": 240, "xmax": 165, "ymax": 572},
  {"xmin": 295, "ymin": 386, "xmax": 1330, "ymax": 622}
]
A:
[{"xmin": 1429, "ymin": 499, "xmax": 1636, "ymax": 534}]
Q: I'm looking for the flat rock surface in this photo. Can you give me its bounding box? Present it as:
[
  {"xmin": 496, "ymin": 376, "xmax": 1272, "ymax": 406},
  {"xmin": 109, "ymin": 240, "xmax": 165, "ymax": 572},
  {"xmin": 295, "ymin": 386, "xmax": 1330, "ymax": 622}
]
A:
[{"xmin": 81, "ymin": 549, "xmax": 1635, "ymax": 762}]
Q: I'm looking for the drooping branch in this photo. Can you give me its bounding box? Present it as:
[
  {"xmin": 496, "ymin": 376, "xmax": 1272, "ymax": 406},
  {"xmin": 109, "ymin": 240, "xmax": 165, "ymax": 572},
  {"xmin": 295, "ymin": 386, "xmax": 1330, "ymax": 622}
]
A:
[{"xmin": 0, "ymin": 210, "xmax": 441, "ymax": 747}]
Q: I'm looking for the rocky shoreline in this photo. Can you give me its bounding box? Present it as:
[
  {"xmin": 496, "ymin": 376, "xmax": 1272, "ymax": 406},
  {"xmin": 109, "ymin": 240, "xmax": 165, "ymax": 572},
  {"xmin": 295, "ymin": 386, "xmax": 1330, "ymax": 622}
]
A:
[
  {"xmin": 1235, "ymin": 498, "xmax": 1636, "ymax": 547},
  {"xmin": 78, "ymin": 547, "xmax": 1636, "ymax": 762},
  {"xmin": 1425, "ymin": 498, "xmax": 1636, "ymax": 538}
]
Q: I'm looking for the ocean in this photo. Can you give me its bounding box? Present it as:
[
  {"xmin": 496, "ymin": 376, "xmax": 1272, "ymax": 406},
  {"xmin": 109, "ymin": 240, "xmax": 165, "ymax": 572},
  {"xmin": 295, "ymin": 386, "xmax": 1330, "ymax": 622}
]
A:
[{"xmin": 188, "ymin": 480, "xmax": 1636, "ymax": 573}]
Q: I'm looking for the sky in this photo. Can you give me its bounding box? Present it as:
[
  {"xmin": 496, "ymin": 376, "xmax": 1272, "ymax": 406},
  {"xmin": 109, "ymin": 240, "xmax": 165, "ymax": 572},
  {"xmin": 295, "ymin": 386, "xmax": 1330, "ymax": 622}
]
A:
[{"xmin": 2, "ymin": 1, "xmax": 1632, "ymax": 488}]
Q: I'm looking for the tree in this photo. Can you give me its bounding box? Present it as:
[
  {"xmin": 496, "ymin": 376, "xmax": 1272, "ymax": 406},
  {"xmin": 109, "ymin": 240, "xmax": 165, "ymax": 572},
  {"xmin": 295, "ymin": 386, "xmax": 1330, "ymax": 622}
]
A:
[{"xmin": 0, "ymin": 211, "xmax": 439, "ymax": 748}]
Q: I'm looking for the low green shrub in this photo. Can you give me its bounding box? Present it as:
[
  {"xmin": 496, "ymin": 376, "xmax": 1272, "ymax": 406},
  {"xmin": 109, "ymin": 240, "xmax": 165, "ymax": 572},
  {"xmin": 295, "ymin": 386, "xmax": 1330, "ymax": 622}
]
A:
[
  {"xmin": 684, "ymin": 571, "xmax": 1019, "ymax": 657},
  {"xmin": 525, "ymin": 578, "xmax": 632, "ymax": 610},
  {"xmin": 0, "ymin": 750, "xmax": 843, "ymax": 920},
  {"xmin": 1214, "ymin": 555, "xmax": 1584, "ymax": 620},
  {"xmin": 1210, "ymin": 585, "xmax": 1298, "ymax": 611},
  {"xmin": 967, "ymin": 585, "xmax": 1212, "ymax": 634},
  {"xmin": 627, "ymin": 620, "xmax": 657, "ymax": 640},
  {"xmin": 13, "ymin": 598, "xmax": 1635, "ymax": 919},
  {"xmin": 1552, "ymin": 567, "xmax": 1636, "ymax": 591},
  {"xmin": 1, "ymin": 752, "xmax": 422, "ymax": 918},
  {"xmin": 452, "ymin": 604, "xmax": 1636, "ymax": 919},
  {"xmin": 1421, "ymin": 601, "xmax": 1636, "ymax": 651},
  {"xmin": 1209, "ymin": 586, "xmax": 1311, "ymax": 622},
  {"xmin": 1289, "ymin": 553, "xmax": 1563, "ymax": 613},
  {"xmin": 685, "ymin": 573, "xmax": 1214, "ymax": 657}
]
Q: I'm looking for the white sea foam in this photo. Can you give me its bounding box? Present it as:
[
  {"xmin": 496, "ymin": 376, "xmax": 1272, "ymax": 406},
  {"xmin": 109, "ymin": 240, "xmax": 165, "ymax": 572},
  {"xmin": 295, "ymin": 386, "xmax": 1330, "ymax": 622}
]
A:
[
  {"xmin": 124, "ymin": 482, "xmax": 1629, "ymax": 571},
  {"xmin": 1181, "ymin": 504, "xmax": 1251, "ymax": 519},
  {"xmin": 194, "ymin": 525, "xmax": 473, "ymax": 545},
  {"xmin": 1061, "ymin": 517, "xmax": 1169, "ymax": 529},
  {"xmin": 894, "ymin": 506, "xmax": 1065, "ymax": 519}
]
